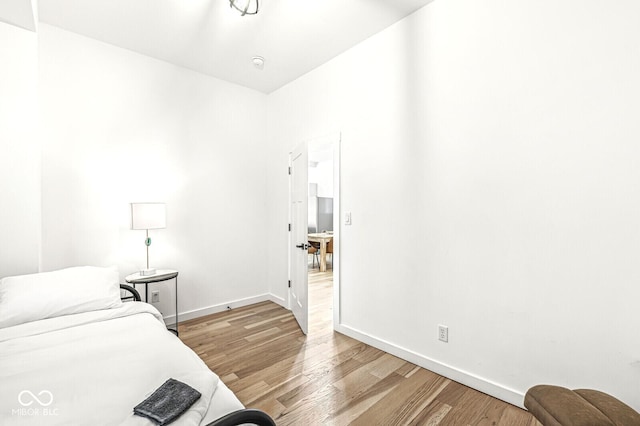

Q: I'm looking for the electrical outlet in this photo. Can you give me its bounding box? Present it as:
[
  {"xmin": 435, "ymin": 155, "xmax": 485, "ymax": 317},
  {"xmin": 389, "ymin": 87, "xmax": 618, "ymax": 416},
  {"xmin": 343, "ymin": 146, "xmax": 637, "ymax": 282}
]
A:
[
  {"xmin": 438, "ymin": 325, "xmax": 448, "ymax": 342},
  {"xmin": 151, "ymin": 291, "xmax": 160, "ymax": 303}
]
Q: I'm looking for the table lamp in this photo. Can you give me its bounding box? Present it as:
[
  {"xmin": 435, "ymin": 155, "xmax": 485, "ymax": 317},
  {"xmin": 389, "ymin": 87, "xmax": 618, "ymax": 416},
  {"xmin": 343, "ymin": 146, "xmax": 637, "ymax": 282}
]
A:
[{"xmin": 131, "ymin": 202, "xmax": 166, "ymax": 276}]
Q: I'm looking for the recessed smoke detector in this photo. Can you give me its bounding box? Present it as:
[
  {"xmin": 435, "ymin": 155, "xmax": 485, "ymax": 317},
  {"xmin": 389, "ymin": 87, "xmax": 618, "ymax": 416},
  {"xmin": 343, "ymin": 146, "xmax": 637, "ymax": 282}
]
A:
[{"xmin": 252, "ymin": 56, "xmax": 265, "ymax": 70}]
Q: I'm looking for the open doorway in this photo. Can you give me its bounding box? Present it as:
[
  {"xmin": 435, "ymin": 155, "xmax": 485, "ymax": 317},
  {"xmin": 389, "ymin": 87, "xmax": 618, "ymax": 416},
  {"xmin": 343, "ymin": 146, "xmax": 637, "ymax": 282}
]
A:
[
  {"xmin": 307, "ymin": 136, "xmax": 339, "ymax": 333},
  {"xmin": 288, "ymin": 133, "xmax": 340, "ymax": 335}
]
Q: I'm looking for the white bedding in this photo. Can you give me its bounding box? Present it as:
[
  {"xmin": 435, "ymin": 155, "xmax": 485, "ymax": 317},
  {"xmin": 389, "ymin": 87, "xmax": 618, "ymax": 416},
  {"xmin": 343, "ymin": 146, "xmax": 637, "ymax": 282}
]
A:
[{"xmin": 0, "ymin": 302, "xmax": 243, "ymax": 425}]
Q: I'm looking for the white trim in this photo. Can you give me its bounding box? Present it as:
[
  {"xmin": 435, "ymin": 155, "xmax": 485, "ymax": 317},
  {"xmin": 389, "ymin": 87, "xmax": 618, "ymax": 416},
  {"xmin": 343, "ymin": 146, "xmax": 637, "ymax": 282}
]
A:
[
  {"xmin": 334, "ymin": 323, "xmax": 526, "ymax": 409},
  {"xmin": 268, "ymin": 292, "xmax": 287, "ymax": 308},
  {"xmin": 164, "ymin": 294, "xmax": 273, "ymax": 325},
  {"xmin": 287, "ymin": 152, "xmax": 293, "ymax": 311},
  {"xmin": 163, "ymin": 292, "xmax": 288, "ymax": 326},
  {"xmin": 332, "ymin": 133, "xmax": 341, "ymax": 328}
]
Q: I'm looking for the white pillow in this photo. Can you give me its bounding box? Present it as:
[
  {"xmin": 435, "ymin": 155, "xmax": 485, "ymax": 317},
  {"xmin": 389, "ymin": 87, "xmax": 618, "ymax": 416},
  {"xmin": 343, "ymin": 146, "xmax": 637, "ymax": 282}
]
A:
[{"xmin": 0, "ymin": 266, "xmax": 123, "ymax": 328}]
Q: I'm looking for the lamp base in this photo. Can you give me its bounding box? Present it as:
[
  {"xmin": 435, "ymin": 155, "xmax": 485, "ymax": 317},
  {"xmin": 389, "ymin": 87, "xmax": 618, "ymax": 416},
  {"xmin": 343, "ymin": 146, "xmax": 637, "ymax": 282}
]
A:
[{"xmin": 140, "ymin": 268, "xmax": 157, "ymax": 276}]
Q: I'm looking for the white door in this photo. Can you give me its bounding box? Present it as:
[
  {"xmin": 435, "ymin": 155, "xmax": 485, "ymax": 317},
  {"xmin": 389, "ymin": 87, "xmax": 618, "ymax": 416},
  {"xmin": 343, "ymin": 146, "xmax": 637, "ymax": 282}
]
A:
[{"xmin": 290, "ymin": 142, "xmax": 309, "ymax": 334}]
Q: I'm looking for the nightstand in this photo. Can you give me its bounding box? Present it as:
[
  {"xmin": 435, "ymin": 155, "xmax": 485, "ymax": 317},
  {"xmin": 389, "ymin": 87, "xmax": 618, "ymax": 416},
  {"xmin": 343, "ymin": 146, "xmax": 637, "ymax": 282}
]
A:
[{"xmin": 125, "ymin": 269, "xmax": 179, "ymax": 335}]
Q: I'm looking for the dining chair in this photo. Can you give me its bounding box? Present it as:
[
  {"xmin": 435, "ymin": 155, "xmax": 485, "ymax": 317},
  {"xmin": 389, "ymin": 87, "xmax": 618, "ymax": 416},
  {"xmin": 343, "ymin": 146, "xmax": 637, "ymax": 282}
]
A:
[
  {"xmin": 326, "ymin": 239, "xmax": 333, "ymax": 269},
  {"xmin": 308, "ymin": 241, "xmax": 320, "ymax": 269}
]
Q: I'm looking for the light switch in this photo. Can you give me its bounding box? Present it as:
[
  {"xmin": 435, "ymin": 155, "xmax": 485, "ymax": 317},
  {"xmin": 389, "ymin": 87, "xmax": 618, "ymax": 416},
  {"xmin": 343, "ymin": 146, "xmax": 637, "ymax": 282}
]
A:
[{"xmin": 345, "ymin": 212, "xmax": 352, "ymax": 225}]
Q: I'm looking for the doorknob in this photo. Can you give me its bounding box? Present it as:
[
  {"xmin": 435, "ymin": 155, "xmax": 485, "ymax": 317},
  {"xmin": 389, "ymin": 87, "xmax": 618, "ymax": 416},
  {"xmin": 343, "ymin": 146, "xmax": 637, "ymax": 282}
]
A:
[{"xmin": 296, "ymin": 243, "xmax": 309, "ymax": 250}]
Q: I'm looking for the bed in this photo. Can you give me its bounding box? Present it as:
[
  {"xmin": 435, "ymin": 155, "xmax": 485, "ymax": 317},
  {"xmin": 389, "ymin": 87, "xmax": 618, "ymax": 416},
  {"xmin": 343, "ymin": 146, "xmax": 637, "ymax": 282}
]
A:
[{"xmin": 0, "ymin": 266, "xmax": 275, "ymax": 426}]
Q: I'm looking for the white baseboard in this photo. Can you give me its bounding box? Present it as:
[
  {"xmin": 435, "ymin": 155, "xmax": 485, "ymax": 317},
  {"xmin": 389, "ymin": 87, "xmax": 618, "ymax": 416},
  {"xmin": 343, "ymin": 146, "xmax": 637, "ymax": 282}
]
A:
[
  {"xmin": 267, "ymin": 293, "xmax": 287, "ymax": 308},
  {"xmin": 163, "ymin": 293, "xmax": 288, "ymax": 326},
  {"xmin": 163, "ymin": 293, "xmax": 273, "ymax": 325},
  {"xmin": 334, "ymin": 323, "xmax": 526, "ymax": 409}
]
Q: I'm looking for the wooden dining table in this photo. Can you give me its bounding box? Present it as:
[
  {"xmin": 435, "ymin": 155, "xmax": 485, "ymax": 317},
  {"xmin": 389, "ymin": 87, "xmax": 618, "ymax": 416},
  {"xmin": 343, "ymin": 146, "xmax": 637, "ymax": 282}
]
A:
[{"xmin": 308, "ymin": 232, "xmax": 333, "ymax": 272}]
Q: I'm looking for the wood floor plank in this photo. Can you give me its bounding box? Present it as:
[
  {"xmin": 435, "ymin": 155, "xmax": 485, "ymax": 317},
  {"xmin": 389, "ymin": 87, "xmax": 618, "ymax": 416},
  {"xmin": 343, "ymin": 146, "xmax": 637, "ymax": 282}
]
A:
[
  {"xmin": 350, "ymin": 368, "xmax": 449, "ymax": 426},
  {"xmin": 327, "ymin": 374, "xmax": 401, "ymax": 425},
  {"xmin": 277, "ymin": 382, "xmax": 348, "ymax": 426},
  {"xmin": 433, "ymin": 380, "xmax": 470, "ymax": 408},
  {"xmin": 179, "ymin": 267, "xmax": 538, "ymax": 425},
  {"xmin": 248, "ymin": 373, "xmax": 312, "ymax": 408},
  {"xmin": 498, "ymin": 404, "xmax": 542, "ymax": 426},
  {"xmin": 437, "ymin": 388, "xmax": 493, "ymax": 425},
  {"xmin": 472, "ymin": 398, "xmax": 508, "ymax": 426},
  {"xmin": 395, "ymin": 361, "xmax": 419, "ymax": 378},
  {"xmin": 277, "ymin": 357, "xmax": 363, "ymax": 409},
  {"xmin": 409, "ymin": 401, "xmax": 452, "ymax": 426}
]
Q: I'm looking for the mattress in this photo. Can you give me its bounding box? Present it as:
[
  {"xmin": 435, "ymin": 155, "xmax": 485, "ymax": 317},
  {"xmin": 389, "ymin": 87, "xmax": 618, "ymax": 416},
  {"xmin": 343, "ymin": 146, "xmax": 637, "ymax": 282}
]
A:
[{"xmin": 0, "ymin": 302, "xmax": 244, "ymax": 425}]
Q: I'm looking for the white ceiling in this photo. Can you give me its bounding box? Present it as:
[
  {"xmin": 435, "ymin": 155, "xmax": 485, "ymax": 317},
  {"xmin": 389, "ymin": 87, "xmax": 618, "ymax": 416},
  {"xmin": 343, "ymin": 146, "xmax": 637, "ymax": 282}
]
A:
[
  {"xmin": 0, "ymin": 0, "xmax": 36, "ymax": 31},
  {"xmin": 29, "ymin": 0, "xmax": 434, "ymax": 93}
]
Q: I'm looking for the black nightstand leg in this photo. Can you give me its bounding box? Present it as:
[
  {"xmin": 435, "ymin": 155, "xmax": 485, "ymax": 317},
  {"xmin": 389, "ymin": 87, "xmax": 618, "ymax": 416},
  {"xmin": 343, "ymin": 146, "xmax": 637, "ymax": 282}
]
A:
[{"xmin": 174, "ymin": 276, "xmax": 179, "ymax": 336}]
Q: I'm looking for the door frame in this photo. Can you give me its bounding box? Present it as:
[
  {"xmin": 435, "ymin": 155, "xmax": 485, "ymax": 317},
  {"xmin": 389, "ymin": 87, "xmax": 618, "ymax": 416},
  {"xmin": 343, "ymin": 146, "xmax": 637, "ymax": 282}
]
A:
[
  {"xmin": 331, "ymin": 134, "xmax": 341, "ymax": 328},
  {"xmin": 287, "ymin": 132, "xmax": 341, "ymax": 331}
]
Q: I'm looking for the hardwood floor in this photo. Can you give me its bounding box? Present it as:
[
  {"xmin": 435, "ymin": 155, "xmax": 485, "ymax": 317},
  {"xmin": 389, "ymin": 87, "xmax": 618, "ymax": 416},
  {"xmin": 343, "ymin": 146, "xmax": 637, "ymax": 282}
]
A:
[{"xmin": 179, "ymin": 267, "xmax": 540, "ymax": 425}]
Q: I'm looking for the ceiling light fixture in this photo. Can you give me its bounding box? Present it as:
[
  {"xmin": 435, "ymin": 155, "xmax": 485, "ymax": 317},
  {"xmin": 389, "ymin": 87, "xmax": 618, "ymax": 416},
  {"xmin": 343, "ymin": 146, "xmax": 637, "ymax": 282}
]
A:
[
  {"xmin": 252, "ymin": 56, "xmax": 265, "ymax": 70},
  {"xmin": 229, "ymin": 0, "xmax": 259, "ymax": 16}
]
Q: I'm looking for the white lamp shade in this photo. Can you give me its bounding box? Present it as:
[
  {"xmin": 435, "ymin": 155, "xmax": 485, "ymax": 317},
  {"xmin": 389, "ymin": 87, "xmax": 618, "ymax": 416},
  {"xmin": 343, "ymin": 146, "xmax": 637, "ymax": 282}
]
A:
[{"xmin": 131, "ymin": 203, "xmax": 166, "ymax": 230}]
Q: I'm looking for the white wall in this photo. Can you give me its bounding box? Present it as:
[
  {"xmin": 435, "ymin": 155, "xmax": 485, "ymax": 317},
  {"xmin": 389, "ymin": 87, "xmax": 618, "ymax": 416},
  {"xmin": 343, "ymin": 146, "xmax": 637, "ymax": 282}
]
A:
[
  {"xmin": 38, "ymin": 25, "xmax": 269, "ymax": 319},
  {"xmin": 267, "ymin": 0, "xmax": 640, "ymax": 409},
  {"xmin": 4, "ymin": 0, "xmax": 640, "ymax": 410},
  {"xmin": 0, "ymin": 22, "xmax": 40, "ymax": 278},
  {"xmin": 308, "ymin": 157, "xmax": 333, "ymax": 198}
]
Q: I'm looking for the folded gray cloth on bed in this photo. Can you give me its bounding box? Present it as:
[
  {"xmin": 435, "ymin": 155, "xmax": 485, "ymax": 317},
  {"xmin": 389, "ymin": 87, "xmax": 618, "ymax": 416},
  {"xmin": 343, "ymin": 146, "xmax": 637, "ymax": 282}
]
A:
[{"xmin": 133, "ymin": 378, "xmax": 202, "ymax": 425}]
